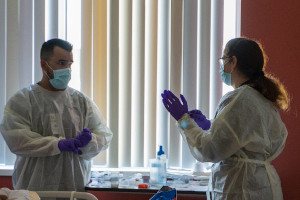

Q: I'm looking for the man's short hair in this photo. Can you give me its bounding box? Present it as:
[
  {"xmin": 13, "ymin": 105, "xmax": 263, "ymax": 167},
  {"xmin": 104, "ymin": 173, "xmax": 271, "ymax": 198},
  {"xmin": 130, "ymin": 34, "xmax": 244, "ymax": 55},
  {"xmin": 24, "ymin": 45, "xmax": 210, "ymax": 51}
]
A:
[{"xmin": 40, "ymin": 38, "xmax": 73, "ymax": 60}]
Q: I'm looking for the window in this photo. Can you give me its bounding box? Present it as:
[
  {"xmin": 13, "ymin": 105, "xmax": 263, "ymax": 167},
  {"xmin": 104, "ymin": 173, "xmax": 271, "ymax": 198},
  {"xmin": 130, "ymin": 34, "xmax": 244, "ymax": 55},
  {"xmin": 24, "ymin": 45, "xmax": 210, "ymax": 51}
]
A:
[
  {"xmin": 66, "ymin": 0, "xmax": 81, "ymax": 91},
  {"xmin": 222, "ymin": 0, "xmax": 240, "ymax": 95},
  {"xmin": 0, "ymin": 0, "xmax": 240, "ymax": 172}
]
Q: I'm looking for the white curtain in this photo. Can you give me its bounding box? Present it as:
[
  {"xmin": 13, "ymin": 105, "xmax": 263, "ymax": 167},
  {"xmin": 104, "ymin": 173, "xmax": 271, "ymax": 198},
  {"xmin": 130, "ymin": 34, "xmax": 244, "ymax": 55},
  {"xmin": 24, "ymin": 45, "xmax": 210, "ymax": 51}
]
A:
[
  {"xmin": 0, "ymin": 0, "xmax": 47, "ymax": 166},
  {"xmin": 0, "ymin": 0, "xmax": 7, "ymax": 165},
  {"xmin": 103, "ymin": 0, "xmax": 224, "ymax": 168},
  {"xmin": 0, "ymin": 0, "xmax": 234, "ymax": 170}
]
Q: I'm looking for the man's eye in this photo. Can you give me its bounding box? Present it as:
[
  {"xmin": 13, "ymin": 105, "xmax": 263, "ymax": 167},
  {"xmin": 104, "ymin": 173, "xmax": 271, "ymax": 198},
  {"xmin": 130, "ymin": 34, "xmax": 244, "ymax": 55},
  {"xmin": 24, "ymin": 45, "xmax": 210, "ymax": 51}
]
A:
[
  {"xmin": 57, "ymin": 60, "xmax": 73, "ymax": 67},
  {"xmin": 58, "ymin": 61, "xmax": 67, "ymax": 65}
]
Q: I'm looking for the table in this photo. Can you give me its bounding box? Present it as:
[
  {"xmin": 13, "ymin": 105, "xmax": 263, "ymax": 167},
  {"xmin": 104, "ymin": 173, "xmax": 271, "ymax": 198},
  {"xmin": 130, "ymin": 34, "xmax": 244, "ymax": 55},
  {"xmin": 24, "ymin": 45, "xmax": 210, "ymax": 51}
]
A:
[
  {"xmin": 85, "ymin": 170, "xmax": 209, "ymax": 197},
  {"xmin": 86, "ymin": 185, "xmax": 207, "ymax": 196}
]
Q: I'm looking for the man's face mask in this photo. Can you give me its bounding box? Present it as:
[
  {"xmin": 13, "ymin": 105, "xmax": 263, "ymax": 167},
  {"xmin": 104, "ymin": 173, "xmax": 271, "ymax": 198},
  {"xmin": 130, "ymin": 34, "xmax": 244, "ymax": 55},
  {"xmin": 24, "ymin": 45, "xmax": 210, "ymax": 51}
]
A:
[
  {"xmin": 45, "ymin": 62, "xmax": 71, "ymax": 89},
  {"xmin": 219, "ymin": 59, "xmax": 231, "ymax": 86}
]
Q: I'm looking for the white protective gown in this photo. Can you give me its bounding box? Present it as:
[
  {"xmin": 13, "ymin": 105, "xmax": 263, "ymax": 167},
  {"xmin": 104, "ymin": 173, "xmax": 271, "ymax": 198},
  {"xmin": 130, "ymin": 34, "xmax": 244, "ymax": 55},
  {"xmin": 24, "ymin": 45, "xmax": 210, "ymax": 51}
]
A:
[
  {"xmin": 0, "ymin": 84, "xmax": 113, "ymax": 192},
  {"xmin": 177, "ymin": 85, "xmax": 287, "ymax": 200}
]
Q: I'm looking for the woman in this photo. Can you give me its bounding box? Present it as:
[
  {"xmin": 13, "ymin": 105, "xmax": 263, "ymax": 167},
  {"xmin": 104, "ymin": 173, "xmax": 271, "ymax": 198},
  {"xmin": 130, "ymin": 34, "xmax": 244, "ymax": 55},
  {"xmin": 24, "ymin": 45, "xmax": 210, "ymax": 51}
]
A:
[{"xmin": 161, "ymin": 37, "xmax": 289, "ymax": 200}]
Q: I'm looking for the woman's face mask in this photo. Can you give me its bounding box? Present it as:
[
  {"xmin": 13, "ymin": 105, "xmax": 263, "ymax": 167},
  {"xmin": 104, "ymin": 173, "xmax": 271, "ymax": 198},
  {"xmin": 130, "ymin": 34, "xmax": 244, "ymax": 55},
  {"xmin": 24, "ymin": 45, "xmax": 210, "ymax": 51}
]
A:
[
  {"xmin": 45, "ymin": 62, "xmax": 71, "ymax": 89},
  {"xmin": 219, "ymin": 60, "xmax": 231, "ymax": 86}
]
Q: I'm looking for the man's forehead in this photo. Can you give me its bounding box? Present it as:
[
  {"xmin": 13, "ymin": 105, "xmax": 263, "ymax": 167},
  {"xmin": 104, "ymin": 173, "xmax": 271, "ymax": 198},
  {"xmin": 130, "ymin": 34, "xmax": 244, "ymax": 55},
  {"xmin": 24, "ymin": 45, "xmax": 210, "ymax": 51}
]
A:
[{"xmin": 52, "ymin": 46, "xmax": 73, "ymax": 58}]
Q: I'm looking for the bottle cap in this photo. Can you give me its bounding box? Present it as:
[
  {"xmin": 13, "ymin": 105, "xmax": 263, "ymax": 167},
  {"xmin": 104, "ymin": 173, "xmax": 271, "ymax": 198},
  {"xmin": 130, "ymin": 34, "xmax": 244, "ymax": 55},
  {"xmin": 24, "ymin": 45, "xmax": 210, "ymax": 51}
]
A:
[{"xmin": 157, "ymin": 145, "xmax": 165, "ymax": 156}]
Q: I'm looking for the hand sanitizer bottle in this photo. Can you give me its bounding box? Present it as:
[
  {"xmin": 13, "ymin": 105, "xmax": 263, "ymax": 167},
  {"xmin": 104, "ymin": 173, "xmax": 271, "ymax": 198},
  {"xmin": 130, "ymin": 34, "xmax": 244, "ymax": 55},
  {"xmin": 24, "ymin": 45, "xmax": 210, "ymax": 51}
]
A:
[
  {"xmin": 150, "ymin": 145, "xmax": 167, "ymax": 187},
  {"xmin": 157, "ymin": 145, "xmax": 167, "ymax": 185}
]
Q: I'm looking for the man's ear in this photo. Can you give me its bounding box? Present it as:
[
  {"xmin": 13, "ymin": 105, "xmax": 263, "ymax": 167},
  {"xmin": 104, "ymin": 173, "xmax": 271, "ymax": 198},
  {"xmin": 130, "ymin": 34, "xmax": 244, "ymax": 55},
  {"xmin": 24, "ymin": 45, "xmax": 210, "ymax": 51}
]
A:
[{"xmin": 40, "ymin": 60, "xmax": 47, "ymax": 71}]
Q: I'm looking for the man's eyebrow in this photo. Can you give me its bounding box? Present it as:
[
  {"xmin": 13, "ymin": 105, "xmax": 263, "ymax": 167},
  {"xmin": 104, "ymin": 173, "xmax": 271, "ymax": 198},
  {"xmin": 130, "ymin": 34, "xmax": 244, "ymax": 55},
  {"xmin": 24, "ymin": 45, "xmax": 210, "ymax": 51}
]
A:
[{"xmin": 58, "ymin": 59, "xmax": 74, "ymax": 63}]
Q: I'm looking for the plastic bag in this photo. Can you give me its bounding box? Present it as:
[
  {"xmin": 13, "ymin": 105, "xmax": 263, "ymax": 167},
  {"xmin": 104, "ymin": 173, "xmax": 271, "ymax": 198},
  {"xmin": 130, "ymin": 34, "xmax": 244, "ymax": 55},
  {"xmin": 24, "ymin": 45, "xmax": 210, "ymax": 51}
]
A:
[{"xmin": 150, "ymin": 186, "xmax": 176, "ymax": 200}]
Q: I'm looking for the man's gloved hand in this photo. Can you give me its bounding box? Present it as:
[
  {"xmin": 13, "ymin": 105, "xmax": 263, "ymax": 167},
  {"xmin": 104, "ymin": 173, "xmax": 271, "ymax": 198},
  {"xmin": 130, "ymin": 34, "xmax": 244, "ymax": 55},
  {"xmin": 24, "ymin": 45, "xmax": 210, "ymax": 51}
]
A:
[
  {"xmin": 161, "ymin": 90, "xmax": 188, "ymax": 121},
  {"xmin": 188, "ymin": 109, "xmax": 211, "ymax": 130},
  {"xmin": 58, "ymin": 138, "xmax": 83, "ymax": 154},
  {"xmin": 75, "ymin": 128, "xmax": 92, "ymax": 147}
]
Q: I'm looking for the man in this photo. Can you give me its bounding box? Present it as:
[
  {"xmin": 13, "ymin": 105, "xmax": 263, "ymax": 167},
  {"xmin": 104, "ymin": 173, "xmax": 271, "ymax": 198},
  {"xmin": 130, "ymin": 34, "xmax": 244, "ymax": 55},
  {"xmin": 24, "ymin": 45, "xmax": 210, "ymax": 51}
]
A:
[{"xmin": 0, "ymin": 38, "xmax": 113, "ymax": 192}]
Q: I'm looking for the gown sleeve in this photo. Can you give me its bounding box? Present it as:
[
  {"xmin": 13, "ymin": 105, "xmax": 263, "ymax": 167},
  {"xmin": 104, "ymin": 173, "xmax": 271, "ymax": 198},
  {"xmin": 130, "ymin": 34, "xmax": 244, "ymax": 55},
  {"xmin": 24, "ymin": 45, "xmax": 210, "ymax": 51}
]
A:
[
  {"xmin": 0, "ymin": 91, "xmax": 61, "ymax": 157},
  {"xmin": 176, "ymin": 87, "xmax": 266, "ymax": 163},
  {"xmin": 79, "ymin": 97, "xmax": 113, "ymax": 160}
]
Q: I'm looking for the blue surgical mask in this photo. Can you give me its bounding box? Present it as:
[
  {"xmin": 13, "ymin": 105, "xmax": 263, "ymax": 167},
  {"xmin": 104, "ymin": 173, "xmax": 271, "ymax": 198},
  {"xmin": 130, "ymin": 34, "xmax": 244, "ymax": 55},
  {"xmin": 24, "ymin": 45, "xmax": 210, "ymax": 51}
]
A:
[
  {"xmin": 219, "ymin": 64, "xmax": 231, "ymax": 86},
  {"xmin": 45, "ymin": 62, "xmax": 71, "ymax": 89}
]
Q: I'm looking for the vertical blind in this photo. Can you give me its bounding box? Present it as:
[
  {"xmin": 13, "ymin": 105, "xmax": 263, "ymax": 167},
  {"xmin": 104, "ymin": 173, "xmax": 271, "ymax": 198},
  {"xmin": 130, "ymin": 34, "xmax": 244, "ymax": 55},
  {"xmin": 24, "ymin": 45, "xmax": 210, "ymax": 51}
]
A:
[{"xmin": 0, "ymin": 0, "xmax": 239, "ymax": 170}]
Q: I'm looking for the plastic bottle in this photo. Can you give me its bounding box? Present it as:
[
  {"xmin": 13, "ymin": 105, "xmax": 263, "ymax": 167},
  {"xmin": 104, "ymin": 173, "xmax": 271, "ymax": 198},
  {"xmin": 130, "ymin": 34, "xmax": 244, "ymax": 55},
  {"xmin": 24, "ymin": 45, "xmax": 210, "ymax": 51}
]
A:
[
  {"xmin": 150, "ymin": 145, "xmax": 167, "ymax": 187},
  {"xmin": 156, "ymin": 146, "xmax": 167, "ymax": 185},
  {"xmin": 157, "ymin": 145, "xmax": 165, "ymax": 159}
]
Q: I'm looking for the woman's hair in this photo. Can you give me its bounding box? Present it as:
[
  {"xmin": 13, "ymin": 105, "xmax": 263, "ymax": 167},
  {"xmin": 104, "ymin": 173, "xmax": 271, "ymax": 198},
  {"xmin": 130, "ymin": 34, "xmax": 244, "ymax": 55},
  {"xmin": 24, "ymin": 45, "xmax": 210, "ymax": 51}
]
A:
[{"xmin": 225, "ymin": 37, "xmax": 290, "ymax": 110}]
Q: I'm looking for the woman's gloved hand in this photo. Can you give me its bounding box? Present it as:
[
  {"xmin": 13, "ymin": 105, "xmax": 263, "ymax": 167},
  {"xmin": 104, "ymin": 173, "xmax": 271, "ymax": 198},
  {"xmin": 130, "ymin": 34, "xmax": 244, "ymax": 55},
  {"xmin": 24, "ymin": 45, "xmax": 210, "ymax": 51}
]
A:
[
  {"xmin": 58, "ymin": 138, "xmax": 83, "ymax": 154},
  {"xmin": 75, "ymin": 128, "xmax": 92, "ymax": 147},
  {"xmin": 188, "ymin": 109, "xmax": 211, "ymax": 130},
  {"xmin": 161, "ymin": 90, "xmax": 188, "ymax": 121}
]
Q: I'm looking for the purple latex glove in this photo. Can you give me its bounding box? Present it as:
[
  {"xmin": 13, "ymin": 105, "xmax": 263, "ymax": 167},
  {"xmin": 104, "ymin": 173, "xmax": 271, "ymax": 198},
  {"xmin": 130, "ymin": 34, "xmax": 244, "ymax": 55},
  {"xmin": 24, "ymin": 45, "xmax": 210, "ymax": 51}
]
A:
[
  {"xmin": 75, "ymin": 128, "xmax": 92, "ymax": 147},
  {"xmin": 161, "ymin": 90, "xmax": 188, "ymax": 121},
  {"xmin": 188, "ymin": 109, "xmax": 211, "ymax": 130},
  {"xmin": 58, "ymin": 138, "xmax": 83, "ymax": 154}
]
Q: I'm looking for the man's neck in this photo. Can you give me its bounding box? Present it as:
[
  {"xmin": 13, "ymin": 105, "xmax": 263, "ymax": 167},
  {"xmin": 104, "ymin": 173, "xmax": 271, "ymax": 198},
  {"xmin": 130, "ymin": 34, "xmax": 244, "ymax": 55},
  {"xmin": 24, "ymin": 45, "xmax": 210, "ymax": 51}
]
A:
[{"xmin": 38, "ymin": 79, "xmax": 65, "ymax": 91}]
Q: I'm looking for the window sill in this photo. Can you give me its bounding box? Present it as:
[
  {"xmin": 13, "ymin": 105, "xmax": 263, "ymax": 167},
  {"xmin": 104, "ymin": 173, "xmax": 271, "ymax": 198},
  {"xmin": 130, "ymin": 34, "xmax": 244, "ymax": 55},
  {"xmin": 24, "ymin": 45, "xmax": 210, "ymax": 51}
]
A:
[
  {"xmin": 91, "ymin": 167, "xmax": 211, "ymax": 176},
  {"xmin": 0, "ymin": 166, "xmax": 211, "ymax": 177},
  {"xmin": 0, "ymin": 165, "xmax": 14, "ymax": 176},
  {"xmin": 0, "ymin": 166, "xmax": 151, "ymax": 177}
]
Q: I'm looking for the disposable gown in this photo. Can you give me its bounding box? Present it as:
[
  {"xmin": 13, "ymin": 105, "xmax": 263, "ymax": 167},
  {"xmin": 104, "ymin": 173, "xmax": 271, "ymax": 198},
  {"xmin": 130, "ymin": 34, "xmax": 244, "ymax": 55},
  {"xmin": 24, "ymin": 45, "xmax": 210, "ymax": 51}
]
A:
[
  {"xmin": 177, "ymin": 85, "xmax": 287, "ymax": 200},
  {"xmin": 0, "ymin": 84, "xmax": 113, "ymax": 192}
]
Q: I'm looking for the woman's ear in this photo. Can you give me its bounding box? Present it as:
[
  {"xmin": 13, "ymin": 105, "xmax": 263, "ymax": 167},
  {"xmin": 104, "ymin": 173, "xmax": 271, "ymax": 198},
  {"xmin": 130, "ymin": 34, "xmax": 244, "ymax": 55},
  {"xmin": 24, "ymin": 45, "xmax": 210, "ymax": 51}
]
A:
[
  {"xmin": 230, "ymin": 56, "xmax": 238, "ymax": 72},
  {"xmin": 231, "ymin": 56, "xmax": 237, "ymax": 66}
]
